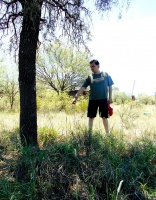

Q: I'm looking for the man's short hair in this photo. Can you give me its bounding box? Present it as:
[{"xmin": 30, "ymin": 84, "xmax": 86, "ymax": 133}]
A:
[{"xmin": 90, "ymin": 59, "xmax": 100, "ymax": 65}]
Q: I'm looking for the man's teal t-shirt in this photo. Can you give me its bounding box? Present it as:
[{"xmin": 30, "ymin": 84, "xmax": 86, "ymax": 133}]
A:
[{"xmin": 82, "ymin": 72, "xmax": 114, "ymax": 100}]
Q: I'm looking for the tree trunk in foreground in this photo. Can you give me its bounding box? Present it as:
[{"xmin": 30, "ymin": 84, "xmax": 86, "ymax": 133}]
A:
[{"xmin": 18, "ymin": 1, "xmax": 42, "ymax": 146}]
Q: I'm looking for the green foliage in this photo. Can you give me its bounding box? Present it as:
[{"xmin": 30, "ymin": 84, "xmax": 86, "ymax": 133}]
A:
[
  {"xmin": 113, "ymin": 90, "xmax": 155, "ymax": 106},
  {"xmin": 75, "ymin": 97, "xmax": 88, "ymax": 113},
  {"xmin": 0, "ymin": 179, "xmax": 22, "ymax": 200},
  {"xmin": 37, "ymin": 91, "xmax": 70, "ymax": 112},
  {"xmin": 137, "ymin": 93, "xmax": 155, "ymax": 105},
  {"xmin": 38, "ymin": 126, "xmax": 58, "ymax": 147},
  {"xmin": 113, "ymin": 91, "xmax": 131, "ymax": 104},
  {"xmin": 0, "ymin": 129, "xmax": 156, "ymax": 200},
  {"xmin": 37, "ymin": 89, "xmax": 88, "ymax": 113},
  {"xmin": 37, "ymin": 41, "xmax": 91, "ymax": 93},
  {"xmin": 1, "ymin": 79, "xmax": 155, "ymax": 112}
]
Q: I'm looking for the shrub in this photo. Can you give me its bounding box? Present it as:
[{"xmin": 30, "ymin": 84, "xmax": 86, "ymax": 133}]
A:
[
  {"xmin": 37, "ymin": 90, "xmax": 88, "ymax": 113},
  {"xmin": 113, "ymin": 91, "xmax": 131, "ymax": 105},
  {"xmin": 137, "ymin": 94, "xmax": 155, "ymax": 105}
]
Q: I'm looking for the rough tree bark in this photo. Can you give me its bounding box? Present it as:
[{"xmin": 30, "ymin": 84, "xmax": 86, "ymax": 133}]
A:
[{"xmin": 18, "ymin": 0, "xmax": 43, "ymax": 146}]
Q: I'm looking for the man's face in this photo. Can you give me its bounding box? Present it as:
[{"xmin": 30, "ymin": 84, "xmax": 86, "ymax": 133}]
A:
[{"xmin": 90, "ymin": 62, "xmax": 99, "ymax": 73}]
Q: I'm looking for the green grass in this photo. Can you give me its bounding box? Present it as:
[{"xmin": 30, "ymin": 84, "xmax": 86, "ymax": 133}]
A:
[
  {"xmin": 0, "ymin": 129, "xmax": 156, "ymax": 199},
  {"xmin": 0, "ymin": 104, "xmax": 156, "ymax": 199}
]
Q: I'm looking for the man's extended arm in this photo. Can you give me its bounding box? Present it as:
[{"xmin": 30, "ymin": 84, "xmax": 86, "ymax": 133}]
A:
[
  {"xmin": 108, "ymin": 86, "xmax": 113, "ymax": 103},
  {"xmin": 72, "ymin": 87, "xmax": 86, "ymax": 104}
]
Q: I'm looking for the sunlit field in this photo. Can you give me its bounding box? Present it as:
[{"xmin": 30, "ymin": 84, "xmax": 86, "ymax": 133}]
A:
[
  {"xmin": 1, "ymin": 103, "xmax": 156, "ymax": 141},
  {"xmin": 0, "ymin": 103, "xmax": 156, "ymax": 199}
]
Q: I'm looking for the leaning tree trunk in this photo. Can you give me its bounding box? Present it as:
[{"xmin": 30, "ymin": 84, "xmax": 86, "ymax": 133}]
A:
[{"xmin": 19, "ymin": 1, "xmax": 43, "ymax": 146}]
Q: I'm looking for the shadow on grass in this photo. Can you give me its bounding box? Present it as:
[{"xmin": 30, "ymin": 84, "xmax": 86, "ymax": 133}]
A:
[{"xmin": 0, "ymin": 130, "xmax": 156, "ymax": 200}]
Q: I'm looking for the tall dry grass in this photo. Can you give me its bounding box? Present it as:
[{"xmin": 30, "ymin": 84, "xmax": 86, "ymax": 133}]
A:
[{"xmin": 0, "ymin": 103, "xmax": 156, "ymax": 199}]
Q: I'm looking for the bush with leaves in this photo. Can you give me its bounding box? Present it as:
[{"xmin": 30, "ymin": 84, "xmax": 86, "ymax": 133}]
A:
[
  {"xmin": 137, "ymin": 94, "xmax": 155, "ymax": 105},
  {"xmin": 37, "ymin": 41, "xmax": 91, "ymax": 95},
  {"xmin": 113, "ymin": 91, "xmax": 131, "ymax": 104},
  {"xmin": 37, "ymin": 89, "xmax": 88, "ymax": 114}
]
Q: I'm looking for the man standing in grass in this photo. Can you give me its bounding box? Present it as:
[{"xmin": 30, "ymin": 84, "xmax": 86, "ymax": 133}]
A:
[{"xmin": 72, "ymin": 59, "xmax": 114, "ymax": 134}]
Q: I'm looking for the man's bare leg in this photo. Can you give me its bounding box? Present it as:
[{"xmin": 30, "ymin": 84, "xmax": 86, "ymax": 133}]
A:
[
  {"xmin": 102, "ymin": 118, "xmax": 109, "ymax": 134},
  {"xmin": 88, "ymin": 118, "xmax": 94, "ymax": 132},
  {"xmin": 86, "ymin": 118, "xmax": 94, "ymax": 155},
  {"xmin": 88, "ymin": 117, "xmax": 94, "ymax": 141}
]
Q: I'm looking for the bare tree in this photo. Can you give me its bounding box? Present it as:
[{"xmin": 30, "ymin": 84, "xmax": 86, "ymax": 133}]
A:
[{"xmin": 0, "ymin": 0, "xmax": 130, "ymax": 146}]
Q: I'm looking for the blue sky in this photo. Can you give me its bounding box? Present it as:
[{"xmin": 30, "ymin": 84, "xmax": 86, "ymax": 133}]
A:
[{"xmin": 88, "ymin": 0, "xmax": 156, "ymax": 96}]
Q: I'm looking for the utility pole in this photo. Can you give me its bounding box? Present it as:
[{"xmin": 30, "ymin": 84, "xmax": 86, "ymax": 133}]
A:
[{"xmin": 131, "ymin": 80, "xmax": 136, "ymax": 101}]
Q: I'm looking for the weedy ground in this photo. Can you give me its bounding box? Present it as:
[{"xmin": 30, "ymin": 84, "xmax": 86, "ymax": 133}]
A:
[{"xmin": 0, "ymin": 103, "xmax": 156, "ymax": 199}]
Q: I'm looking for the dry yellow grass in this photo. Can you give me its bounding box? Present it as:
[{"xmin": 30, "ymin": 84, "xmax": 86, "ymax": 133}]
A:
[
  {"xmin": 0, "ymin": 112, "xmax": 19, "ymax": 132},
  {"xmin": 0, "ymin": 103, "xmax": 156, "ymax": 141}
]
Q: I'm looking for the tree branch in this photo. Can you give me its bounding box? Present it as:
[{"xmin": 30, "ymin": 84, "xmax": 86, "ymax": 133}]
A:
[{"xmin": 3, "ymin": 0, "xmax": 18, "ymax": 5}]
